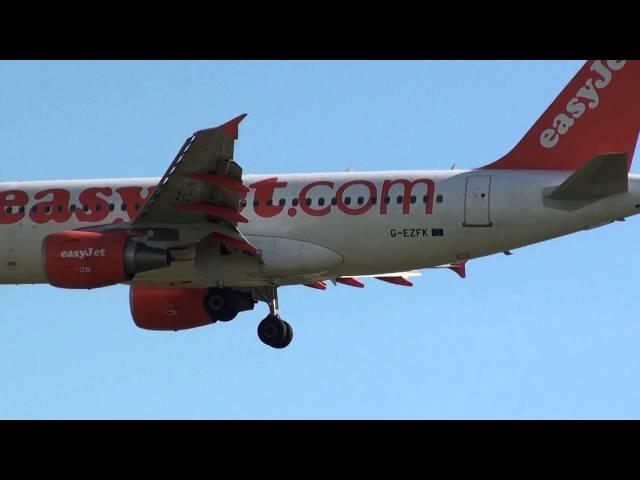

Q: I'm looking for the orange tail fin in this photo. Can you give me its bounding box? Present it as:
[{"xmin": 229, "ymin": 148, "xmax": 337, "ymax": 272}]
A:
[{"xmin": 482, "ymin": 60, "xmax": 640, "ymax": 171}]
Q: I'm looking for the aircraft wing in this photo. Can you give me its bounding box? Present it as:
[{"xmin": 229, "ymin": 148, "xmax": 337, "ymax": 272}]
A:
[
  {"xmin": 326, "ymin": 263, "xmax": 467, "ymax": 290},
  {"xmin": 328, "ymin": 270, "xmax": 422, "ymax": 288},
  {"xmin": 134, "ymin": 114, "xmax": 249, "ymax": 227},
  {"xmin": 116, "ymin": 114, "xmax": 259, "ymax": 255}
]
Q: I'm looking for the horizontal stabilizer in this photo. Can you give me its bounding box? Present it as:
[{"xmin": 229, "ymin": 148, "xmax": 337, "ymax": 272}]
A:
[{"xmin": 547, "ymin": 152, "xmax": 628, "ymax": 201}]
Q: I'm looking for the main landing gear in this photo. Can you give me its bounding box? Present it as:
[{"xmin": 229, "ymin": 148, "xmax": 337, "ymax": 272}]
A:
[
  {"xmin": 256, "ymin": 287, "xmax": 293, "ymax": 349},
  {"xmin": 203, "ymin": 288, "xmax": 254, "ymax": 323},
  {"xmin": 202, "ymin": 286, "xmax": 293, "ymax": 349}
]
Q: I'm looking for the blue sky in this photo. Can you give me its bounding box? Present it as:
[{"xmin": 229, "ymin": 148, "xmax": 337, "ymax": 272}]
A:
[{"xmin": 1, "ymin": 60, "xmax": 638, "ymax": 419}]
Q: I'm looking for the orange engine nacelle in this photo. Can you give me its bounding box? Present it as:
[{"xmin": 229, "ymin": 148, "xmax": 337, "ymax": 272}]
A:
[
  {"xmin": 129, "ymin": 286, "xmax": 212, "ymax": 331},
  {"xmin": 43, "ymin": 231, "xmax": 170, "ymax": 289}
]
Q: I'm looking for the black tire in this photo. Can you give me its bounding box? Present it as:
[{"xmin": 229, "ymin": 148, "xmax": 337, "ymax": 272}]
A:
[
  {"xmin": 203, "ymin": 289, "xmax": 238, "ymax": 322},
  {"xmin": 277, "ymin": 321, "xmax": 293, "ymax": 349},
  {"xmin": 257, "ymin": 315, "xmax": 286, "ymax": 347}
]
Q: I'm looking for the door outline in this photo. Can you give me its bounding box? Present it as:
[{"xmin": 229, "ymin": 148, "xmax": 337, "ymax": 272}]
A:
[{"xmin": 463, "ymin": 175, "xmax": 493, "ymax": 227}]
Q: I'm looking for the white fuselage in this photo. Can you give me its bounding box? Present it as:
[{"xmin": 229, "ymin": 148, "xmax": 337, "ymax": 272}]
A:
[{"xmin": 2, "ymin": 169, "xmax": 640, "ymax": 288}]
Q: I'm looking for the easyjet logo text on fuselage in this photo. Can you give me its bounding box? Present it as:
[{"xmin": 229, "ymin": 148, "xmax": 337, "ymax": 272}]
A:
[
  {"xmin": 540, "ymin": 60, "xmax": 626, "ymax": 149},
  {"xmin": 247, "ymin": 177, "xmax": 435, "ymax": 218},
  {"xmin": 0, "ymin": 186, "xmax": 155, "ymax": 226},
  {"xmin": 60, "ymin": 248, "xmax": 107, "ymax": 259},
  {"xmin": 0, "ymin": 176, "xmax": 436, "ymax": 226}
]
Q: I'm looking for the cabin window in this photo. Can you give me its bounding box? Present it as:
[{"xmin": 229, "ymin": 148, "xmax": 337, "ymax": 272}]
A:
[
  {"xmin": 278, "ymin": 199, "xmax": 286, "ymax": 207},
  {"xmin": 357, "ymin": 196, "xmax": 364, "ymax": 205},
  {"xmin": 134, "ymin": 204, "xmax": 140, "ymax": 211},
  {"xmin": 423, "ymin": 195, "xmax": 429, "ymax": 204},
  {"xmin": 109, "ymin": 204, "xmax": 115, "ymax": 211},
  {"xmin": 57, "ymin": 206, "xmax": 64, "ymax": 213},
  {"xmin": 410, "ymin": 195, "xmax": 416, "ymax": 204},
  {"xmin": 292, "ymin": 198, "xmax": 299, "ymax": 207},
  {"xmin": 318, "ymin": 198, "xmax": 325, "ymax": 206},
  {"xmin": 96, "ymin": 204, "xmax": 102, "ymax": 212},
  {"xmin": 70, "ymin": 205, "xmax": 76, "ymax": 213},
  {"xmin": 331, "ymin": 197, "xmax": 337, "ymax": 206},
  {"xmin": 384, "ymin": 196, "xmax": 390, "ymax": 204},
  {"xmin": 371, "ymin": 197, "xmax": 377, "ymax": 205},
  {"xmin": 396, "ymin": 195, "xmax": 403, "ymax": 204},
  {"xmin": 305, "ymin": 198, "xmax": 312, "ymax": 206},
  {"xmin": 82, "ymin": 205, "xmax": 89, "ymax": 212},
  {"xmin": 436, "ymin": 194, "xmax": 444, "ymax": 203},
  {"xmin": 5, "ymin": 206, "xmax": 12, "ymax": 214},
  {"xmin": 19, "ymin": 206, "xmax": 25, "ymax": 214},
  {"xmin": 266, "ymin": 199, "xmax": 273, "ymax": 207},
  {"xmin": 121, "ymin": 204, "xmax": 127, "ymax": 211},
  {"xmin": 31, "ymin": 206, "xmax": 37, "ymax": 213},
  {"xmin": 45, "ymin": 206, "xmax": 51, "ymax": 213}
]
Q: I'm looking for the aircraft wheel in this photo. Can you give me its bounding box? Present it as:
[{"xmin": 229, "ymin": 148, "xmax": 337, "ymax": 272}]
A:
[
  {"xmin": 258, "ymin": 315, "xmax": 292, "ymax": 348},
  {"xmin": 204, "ymin": 289, "xmax": 238, "ymax": 322},
  {"xmin": 279, "ymin": 321, "xmax": 293, "ymax": 349}
]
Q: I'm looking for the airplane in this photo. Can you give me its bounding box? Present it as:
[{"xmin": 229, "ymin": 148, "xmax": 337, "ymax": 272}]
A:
[{"xmin": 1, "ymin": 60, "xmax": 639, "ymax": 349}]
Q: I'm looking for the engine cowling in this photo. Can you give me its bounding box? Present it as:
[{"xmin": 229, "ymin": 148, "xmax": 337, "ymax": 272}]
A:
[
  {"xmin": 43, "ymin": 231, "xmax": 170, "ymax": 289},
  {"xmin": 129, "ymin": 286, "xmax": 212, "ymax": 331}
]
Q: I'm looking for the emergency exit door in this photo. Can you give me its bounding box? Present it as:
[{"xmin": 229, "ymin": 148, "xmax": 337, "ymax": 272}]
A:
[{"xmin": 463, "ymin": 176, "xmax": 493, "ymax": 227}]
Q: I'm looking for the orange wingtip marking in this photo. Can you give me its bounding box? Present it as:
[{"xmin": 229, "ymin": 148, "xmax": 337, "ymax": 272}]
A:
[
  {"xmin": 217, "ymin": 113, "xmax": 247, "ymax": 139},
  {"xmin": 448, "ymin": 261, "xmax": 467, "ymax": 279}
]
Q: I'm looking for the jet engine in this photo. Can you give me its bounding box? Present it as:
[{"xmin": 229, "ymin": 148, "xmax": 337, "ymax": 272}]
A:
[
  {"xmin": 129, "ymin": 286, "xmax": 212, "ymax": 331},
  {"xmin": 43, "ymin": 231, "xmax": 170, "ymax": 289},
  {"xmin": 129, "ymin": 285, "xmax": 256, "ymax": 330}
]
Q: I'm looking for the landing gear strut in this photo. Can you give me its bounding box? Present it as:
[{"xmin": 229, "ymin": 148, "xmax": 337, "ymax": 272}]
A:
[{"xmin": 256, "ymin": 287, "xmax": 293, "ymax": 349}]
